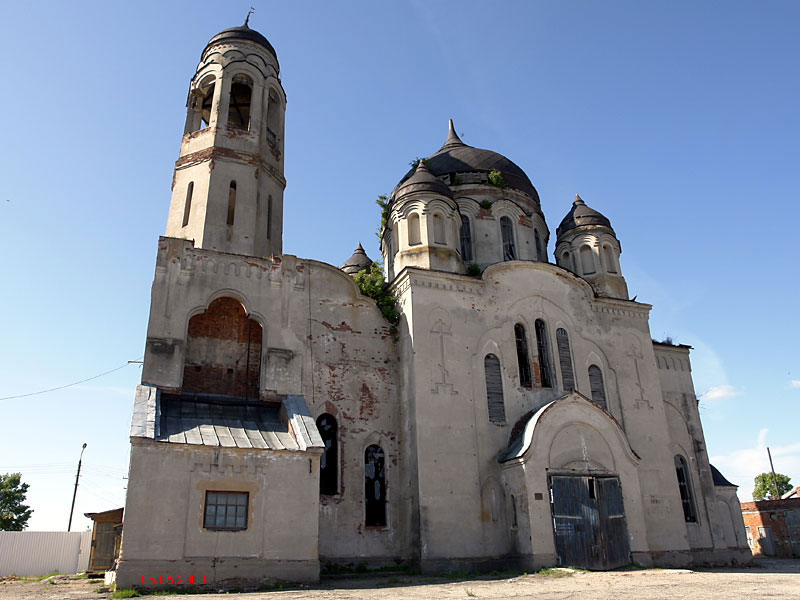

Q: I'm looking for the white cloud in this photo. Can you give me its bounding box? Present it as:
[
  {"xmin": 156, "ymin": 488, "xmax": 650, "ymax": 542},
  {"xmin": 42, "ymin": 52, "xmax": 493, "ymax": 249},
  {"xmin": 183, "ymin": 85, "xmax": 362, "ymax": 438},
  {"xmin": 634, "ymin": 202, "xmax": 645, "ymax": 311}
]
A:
[
  {"xmin": 789, "ymin": 380, "xmax": 800, "ymax": 389},
  {"xmin": 701, "ymin": 384, "xmax": 739, "ymax": 401},
  {"xmin": 709, "ymin": 429, "xmax": 800, "ymax": 502}
]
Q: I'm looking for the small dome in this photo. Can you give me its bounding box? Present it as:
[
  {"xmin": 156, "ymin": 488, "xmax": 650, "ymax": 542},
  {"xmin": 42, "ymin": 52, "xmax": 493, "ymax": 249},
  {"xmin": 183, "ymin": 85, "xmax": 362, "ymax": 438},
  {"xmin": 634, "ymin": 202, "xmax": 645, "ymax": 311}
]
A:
[
  {"xmin": 395, "ymin": 159, "xmax": 453, "ymax": 200},
  {"xmin": 394, "ymin": 120, "xmax": 539, "ymax": 200},
  {"xmin": 205, "ymin": 23, "xmax": 278, "ymax": 65},
  {"xmin": 556, "ymin": 195, "xmax": 614, "ymax": 238},
  {"xmin": 340, "ymin": 243, "xmax": 374, "ymax": 276}
]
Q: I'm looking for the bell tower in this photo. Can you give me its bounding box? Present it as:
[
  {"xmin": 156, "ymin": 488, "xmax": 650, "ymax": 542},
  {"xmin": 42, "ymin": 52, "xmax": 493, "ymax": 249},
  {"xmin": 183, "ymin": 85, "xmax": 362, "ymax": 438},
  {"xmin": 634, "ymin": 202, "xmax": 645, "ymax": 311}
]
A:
[{"xmin": 164, "ymin": 20, "xmax": 286, "ymax": 257}]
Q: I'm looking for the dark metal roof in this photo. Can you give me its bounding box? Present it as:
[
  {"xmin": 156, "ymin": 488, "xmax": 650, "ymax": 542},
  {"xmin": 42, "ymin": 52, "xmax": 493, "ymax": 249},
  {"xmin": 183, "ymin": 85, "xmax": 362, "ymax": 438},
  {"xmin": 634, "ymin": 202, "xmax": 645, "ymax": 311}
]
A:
[
  {"xmin": 340, "ymin": 243, "xmax": 374, "ymax": 275},
  {"xmin": 396, "ymin": 159, "xmax": 453, "ymax": 200},
  {"xmin": 710, "ymin": 464, "xmax": 736, "ymax": 487},
  {"xmin": 395, "ymin": 120, "xmax": 539, "ymax": 200},
  {"xmin": 556, "ymin": 195, "xmax": 614, "ymax": 238},
  {"xmin": 205, "ymin": 24, "xmax": 278, "ymax": 64}
]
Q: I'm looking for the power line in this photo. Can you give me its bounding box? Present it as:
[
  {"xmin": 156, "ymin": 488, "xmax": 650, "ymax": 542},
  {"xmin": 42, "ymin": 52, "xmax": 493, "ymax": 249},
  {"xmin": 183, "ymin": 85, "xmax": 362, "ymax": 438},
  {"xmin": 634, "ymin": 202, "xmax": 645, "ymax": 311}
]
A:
[{"xmin": 0, "ymin": 358, "xmax": 142, "ymax": 401}]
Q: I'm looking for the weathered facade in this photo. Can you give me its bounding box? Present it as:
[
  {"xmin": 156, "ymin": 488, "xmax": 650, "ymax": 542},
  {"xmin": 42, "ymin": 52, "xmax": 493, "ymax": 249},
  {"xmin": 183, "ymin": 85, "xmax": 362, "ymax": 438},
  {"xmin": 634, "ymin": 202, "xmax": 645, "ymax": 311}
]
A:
[
  {"xmin": 740, "ymin": 498, "xmax": 800, "ymax": 557},
  {"xmin": 117, "ymin": 22, "xmax": 750, "ymax": 590}
]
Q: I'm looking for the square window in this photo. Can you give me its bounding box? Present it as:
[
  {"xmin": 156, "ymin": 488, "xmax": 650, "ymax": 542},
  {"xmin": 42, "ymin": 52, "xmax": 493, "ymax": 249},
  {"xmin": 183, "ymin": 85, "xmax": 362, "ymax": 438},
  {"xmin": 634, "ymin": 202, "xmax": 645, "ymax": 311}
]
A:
[{"xmin": 203, "ymin": 491, "xmax": 249, "ymax": 531}]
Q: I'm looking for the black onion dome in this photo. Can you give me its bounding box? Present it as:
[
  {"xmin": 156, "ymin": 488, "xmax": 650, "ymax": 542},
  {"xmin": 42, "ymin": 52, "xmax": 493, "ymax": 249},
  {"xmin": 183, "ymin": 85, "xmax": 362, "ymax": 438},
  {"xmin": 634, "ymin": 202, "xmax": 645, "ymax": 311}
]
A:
[
  {"xmin": 395, "ymin": 120, "xmax": 539, "ymax": 200},
  {"xmin": 340, "ymin": 243, "xmax": 374, "ymax": 276},
  {"xmin": 557, "ymin": 195, "xmax": 614, "ymax": 238},
  {"xmin": 396, "ymin": 159, "xmax": 454, "ymax": 199},
  {"xmin": 205, "ymin": 22, "xmax": 278, "ymax": 65}
]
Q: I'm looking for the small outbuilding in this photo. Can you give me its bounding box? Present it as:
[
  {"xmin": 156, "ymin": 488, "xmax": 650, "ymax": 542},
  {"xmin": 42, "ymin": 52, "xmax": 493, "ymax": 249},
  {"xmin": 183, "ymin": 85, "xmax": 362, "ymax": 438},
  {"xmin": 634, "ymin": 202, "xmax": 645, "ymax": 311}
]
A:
[{"xmin": 84, "ymin": 508, "xmax": 123, "ymax": 572}]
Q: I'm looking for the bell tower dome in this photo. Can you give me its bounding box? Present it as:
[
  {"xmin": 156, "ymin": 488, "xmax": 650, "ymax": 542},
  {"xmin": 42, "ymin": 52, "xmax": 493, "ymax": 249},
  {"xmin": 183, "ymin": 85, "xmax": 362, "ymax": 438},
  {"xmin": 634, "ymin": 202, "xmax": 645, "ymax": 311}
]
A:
[{"xmin": 164, "ymin": 20, "xmax": 286, "ymax": 257}]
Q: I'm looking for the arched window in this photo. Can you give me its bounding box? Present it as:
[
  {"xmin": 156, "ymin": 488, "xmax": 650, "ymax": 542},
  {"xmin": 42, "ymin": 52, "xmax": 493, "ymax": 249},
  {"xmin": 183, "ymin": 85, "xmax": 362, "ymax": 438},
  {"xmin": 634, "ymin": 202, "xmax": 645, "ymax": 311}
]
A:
[
  {"xmin": 227, "ymin": 182, "xmax": 237, "ymax": 226},
  {"xmin": 588, "ymin": 364, "xmax": 606, "ymax": 409},
  {"xmin": 514, "ymin": 324, "xmax": 532, "ymax": 388},
  {"xmin": 484, "ymin": 354, "xmax": 505, "ymax": 422},
  {"xmin": 365, "ymin": 445, "xmax": 386, "ymax": 526},
  {"xmin": 185, "ymin": 76, "xmax": 216, "ymax": 133},
  {"xmin": 675, "ymin": 455, "xmax": 698, "ymax": 522},
  {"xmin": 317, "ymin": 414, "xmax": 338, "ymax": 495},
  {"xmin": 603, "ymin": 245, "xmax": 618, "ymax": 273},
  {"xmin": 433, "ymin": 213, "xmax": 446, "ymax": 244},
  {"xmin": 386, "ymin": 229, "xmax": 394, "ymax": 275},
  {"xmin": 266, "ymin": 89, "xmax": 280, "ymax": 143},
  {"xmin": 500, "ymin": 217, "xmax": 516, "ymax": 260},
  {"xmin": 534, "ymin": 319, "xmax": 553, "ymax": 388},
  {"xmin": 556, "ymin": 328, "xmax": 575, "ymax": 391},
  {"xmin": 580, "ymin": 245, "xmax": 595, "ymax": 275},
  {"xmin": 460, "ymin": 215, "xmax": 473, "ymax": 261},
  {"xmin": 182, "ymin": 182, "xmax": 194, "ymax": 227},
  {"xmin": 183, "ymin": 297, "xmax": 261, "ymax": 398},
  {"xmin": 267, "ymin": 195, "xmax": 273, "ymax": 240},
  {"xmin": 227, "ymin": 74, "xmax": 253, "ymax": 130},
  {"xmin": 534, "ymin": 229, "xmax": 544, "ymax": 262},
  {"xmin": 561, "ymin": 251, "xmax": 571, "ymax": 271},
  {"xmin": 408, "ymin": 213, "xmax": 421, "ymax": 246}
]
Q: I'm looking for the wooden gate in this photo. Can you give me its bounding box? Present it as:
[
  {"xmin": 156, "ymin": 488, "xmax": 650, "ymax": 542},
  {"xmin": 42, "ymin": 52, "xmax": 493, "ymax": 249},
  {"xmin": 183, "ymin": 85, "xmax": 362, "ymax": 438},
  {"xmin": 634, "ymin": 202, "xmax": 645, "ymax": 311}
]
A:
[{"xmin": 550, "ymin": 475, "xmax": 630, "ymax": 569}]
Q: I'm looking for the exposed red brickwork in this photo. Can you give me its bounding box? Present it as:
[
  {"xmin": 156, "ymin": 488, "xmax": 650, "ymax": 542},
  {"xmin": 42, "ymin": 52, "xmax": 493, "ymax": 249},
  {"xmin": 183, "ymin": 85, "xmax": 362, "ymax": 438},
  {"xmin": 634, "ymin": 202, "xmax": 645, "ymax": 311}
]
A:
[
  {"xmin": 183, "ymin": 297, "xmax": 262, "ymax": 398},
  {"xmin": 740, "ymin": 499, "xmax": 800, "ymax": 557}
]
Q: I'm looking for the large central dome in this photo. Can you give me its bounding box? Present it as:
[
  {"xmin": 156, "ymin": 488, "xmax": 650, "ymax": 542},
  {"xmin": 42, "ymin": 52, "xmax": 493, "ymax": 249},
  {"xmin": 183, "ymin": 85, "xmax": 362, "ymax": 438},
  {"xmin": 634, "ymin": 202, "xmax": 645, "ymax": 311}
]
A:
[{"xmin": 394, "ymin": 121, "xmax": 539, "ymax": 200}]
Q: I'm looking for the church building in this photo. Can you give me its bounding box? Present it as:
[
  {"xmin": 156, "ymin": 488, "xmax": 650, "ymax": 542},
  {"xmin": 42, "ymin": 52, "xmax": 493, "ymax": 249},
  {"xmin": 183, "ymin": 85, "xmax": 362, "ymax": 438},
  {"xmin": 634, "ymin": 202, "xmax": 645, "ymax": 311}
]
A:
[{"xmin": 116, "ymin": 22, "xmax": 750, "ymax": 589}]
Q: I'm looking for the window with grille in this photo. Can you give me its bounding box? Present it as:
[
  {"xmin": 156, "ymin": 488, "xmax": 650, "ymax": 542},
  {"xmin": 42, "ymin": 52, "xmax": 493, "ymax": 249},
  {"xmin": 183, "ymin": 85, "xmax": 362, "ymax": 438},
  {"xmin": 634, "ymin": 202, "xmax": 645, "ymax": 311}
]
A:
[
  {"xmin": 203, "ymin": 491, "xmax": 248, "ymax": 530},
  {"xmin": 556, "ymin": 328, "xmax": 575, "ymax": 391},
  {"xmin": 534, "ymin": 319, "xmax": 553, "ymax": 388},
  {"xmin": 514, "ymin": 324, "xmax": 532, "ymax": 387},
  {"xmin": 674, "ymin": 455, "xmax": 698, "ymax": 522},
  {"xmin": 484, "ymin": 354, "xmax": 506, "ymax": 422},
  {"xmin": 588, "ymin": 364, "xmax": 606, "ymax": 409}
]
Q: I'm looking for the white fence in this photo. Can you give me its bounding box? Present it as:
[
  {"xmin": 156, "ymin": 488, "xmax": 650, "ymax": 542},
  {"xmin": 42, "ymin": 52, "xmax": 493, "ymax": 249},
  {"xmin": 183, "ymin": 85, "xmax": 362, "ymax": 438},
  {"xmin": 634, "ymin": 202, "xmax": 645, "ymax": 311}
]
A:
[{"xmin": 0, "ymin": 531, "xmax": 91, "ymax": 576}]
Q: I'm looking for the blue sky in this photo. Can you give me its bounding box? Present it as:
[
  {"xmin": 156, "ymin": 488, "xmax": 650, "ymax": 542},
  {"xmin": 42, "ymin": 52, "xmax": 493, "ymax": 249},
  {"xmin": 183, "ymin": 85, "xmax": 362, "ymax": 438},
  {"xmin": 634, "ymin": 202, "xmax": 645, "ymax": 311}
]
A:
[{"xmin": 1, "ymin": 1, "xmax": 797, "ymax": 530}]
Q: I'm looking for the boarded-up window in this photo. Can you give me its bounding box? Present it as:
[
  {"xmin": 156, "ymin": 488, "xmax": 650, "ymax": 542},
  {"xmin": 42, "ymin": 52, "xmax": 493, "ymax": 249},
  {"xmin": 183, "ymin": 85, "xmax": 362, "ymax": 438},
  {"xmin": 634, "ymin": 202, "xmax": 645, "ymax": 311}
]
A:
[
  {"xmin": 604, "ymin": 245, "xmax": 618, "ymax": 273},
  {"xmin": 318, "ymin": 414, "xmax": 338, "ymax": 495},
  {"xmin": 365, "ymin": 445, "xmax": 386, "ymax": 526},
  {"xmin": 460, "ymin": 215, "xmax": 473, "ymax": 261},
  {"xmin": 561, "ymin": 251, "xmax": 572, "ymax": 271},
  {"xmin": 535, "ymin": 319, "xmax": 553, "ymax": 388},
  {"xmin": 433, "ymin": 213, "xmax": 446, "ymax": 244},
  {"xmin": 227, "ymin": 182, "xmax": 237, "ymax": 226},
  {"xmin": 556, "ymin": 328, "xmax": 575, "ymax": 391},
  {"xmin": 182, "ymin": 182, "xmax": 194, "ymax": 227},
  {"xmin": 266, "ymin": 89, "xmax": 280, "ymax": 142},
  {"xmin": 535, "ymin": 229, "xmax": 543, "ymax": 261},
  {"xmin": 514, "ymin": 324, "xmax": 532, "ymax": 387},
  {"xmin": 227, "ymin": 74, "xmax": 252, "ymax": 130},
  {"xmin": 580, "ymin": 245, "xmax": 595, "ymax": 274},
  {"xmin": 183, "ymin": 297, "xmax": 262, "ymax": 398},
  {"xmin": 674, "ymin": 455, "xmax": 698, "ymax": 522},
  {"xmin": 588, "ymin": 364, "xmax": 606, "ymax": 409},
  {"xmin": 501, "ymin": 217, "xmax": 516, "ymax": 260},
  {"xmin": 484, "ymin": 354, "xmax": 505, "ymax": 422},
  {"xmin": 408, "ymin": 213, "xmax": 421, "ymax": 245}
]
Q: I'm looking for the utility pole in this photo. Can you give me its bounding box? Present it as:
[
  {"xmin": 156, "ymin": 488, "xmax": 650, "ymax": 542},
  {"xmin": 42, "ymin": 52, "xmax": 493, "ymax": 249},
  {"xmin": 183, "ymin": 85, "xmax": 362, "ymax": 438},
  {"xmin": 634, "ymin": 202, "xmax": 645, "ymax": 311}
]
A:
[
  {"xmin": 67, "ymin": 443, "xmax": 87, "ymax": 531},
  {"xmin": 767, "ymin": 446, "xmax": 780, "ymax": 499}
]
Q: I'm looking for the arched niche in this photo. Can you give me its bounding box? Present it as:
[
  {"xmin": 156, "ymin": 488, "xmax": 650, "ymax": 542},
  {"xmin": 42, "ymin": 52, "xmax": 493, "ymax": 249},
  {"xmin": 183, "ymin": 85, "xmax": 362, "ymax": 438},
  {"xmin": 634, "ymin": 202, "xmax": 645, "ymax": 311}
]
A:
[{"xmin": 182, "ymin": 296, "xmax": 262, "ymax": 398}]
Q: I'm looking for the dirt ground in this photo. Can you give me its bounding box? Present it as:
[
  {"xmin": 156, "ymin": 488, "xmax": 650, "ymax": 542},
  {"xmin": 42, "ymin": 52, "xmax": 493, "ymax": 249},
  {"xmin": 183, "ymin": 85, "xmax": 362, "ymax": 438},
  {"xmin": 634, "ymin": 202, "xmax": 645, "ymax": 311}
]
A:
[{"xmin": 1, "ymin": 559, "xmax": 798, "ymax": 600}]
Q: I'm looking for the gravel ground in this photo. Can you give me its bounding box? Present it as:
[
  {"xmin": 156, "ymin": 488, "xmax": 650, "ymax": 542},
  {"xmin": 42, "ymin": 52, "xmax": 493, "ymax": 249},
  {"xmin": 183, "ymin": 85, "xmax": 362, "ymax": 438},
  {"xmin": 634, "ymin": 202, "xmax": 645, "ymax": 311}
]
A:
[{"xmin": 1, "ymin": 559, "xmax": 798, "ymax": 600}]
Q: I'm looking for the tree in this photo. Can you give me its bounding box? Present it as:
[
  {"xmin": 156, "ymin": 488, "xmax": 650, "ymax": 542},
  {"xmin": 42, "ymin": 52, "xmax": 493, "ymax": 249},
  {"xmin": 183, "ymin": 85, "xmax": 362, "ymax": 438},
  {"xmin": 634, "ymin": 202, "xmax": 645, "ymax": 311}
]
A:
[
  {"xmin": 0, "ymin": 473, "xmax": 33, "ymax": 530},
  {"xmin": 353, "ymin": 263, "xmax": 398, "ymax": 325},
  {"xmin": 752, "ymin": 472, "xmax": 792, "ymax": 500}
]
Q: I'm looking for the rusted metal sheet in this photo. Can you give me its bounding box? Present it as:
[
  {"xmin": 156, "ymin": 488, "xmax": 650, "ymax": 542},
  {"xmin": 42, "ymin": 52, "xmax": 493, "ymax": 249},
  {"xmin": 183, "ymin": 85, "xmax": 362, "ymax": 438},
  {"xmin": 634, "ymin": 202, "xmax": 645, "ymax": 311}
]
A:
[{"xmin": 550, "ymin": 475, "xmax": 630, "ymax": 570}]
